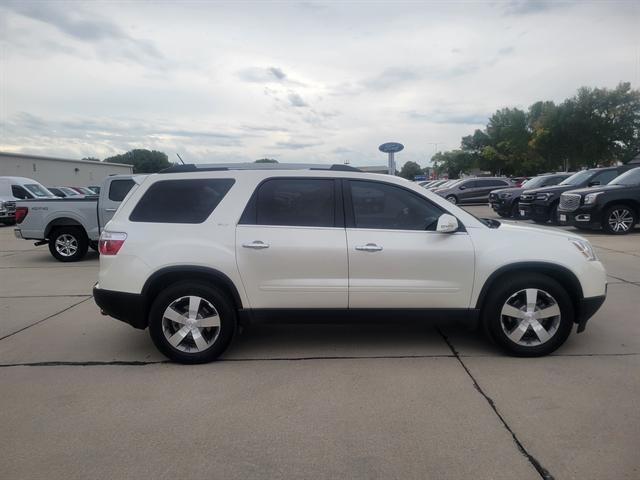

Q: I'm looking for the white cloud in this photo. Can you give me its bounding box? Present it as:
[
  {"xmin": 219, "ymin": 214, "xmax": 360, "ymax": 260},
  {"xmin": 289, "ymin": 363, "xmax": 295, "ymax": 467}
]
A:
[{"xmin": 0, "ymin": 1, "xmax": 637, "ymax": 168}]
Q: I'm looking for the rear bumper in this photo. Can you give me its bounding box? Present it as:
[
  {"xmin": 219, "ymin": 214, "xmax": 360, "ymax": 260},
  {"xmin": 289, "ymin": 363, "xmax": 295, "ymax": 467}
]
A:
[
  {"xmin": 576, "ymin": 293, "xmax": 606, "ymax": 333},
  {"xmin": 93, "ymin": 284, "xmax": 147, "ymax": 329}
]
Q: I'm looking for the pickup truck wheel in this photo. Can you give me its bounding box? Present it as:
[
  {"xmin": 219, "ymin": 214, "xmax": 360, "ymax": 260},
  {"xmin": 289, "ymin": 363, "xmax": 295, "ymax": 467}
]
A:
[
  {"xmin": 482, "ymin": 273, "xmax": 574, "ymax": 357},
  {"xmin": 48, "ymin": 227, "xmax": 88, "ymax": 262},
  {"xmin": 603, "ymin": 205, "xmax": 637, "ymax": 235},
  {"xmin": 149, "ymin": 282, "xmax": 236, "ymax": 364}
]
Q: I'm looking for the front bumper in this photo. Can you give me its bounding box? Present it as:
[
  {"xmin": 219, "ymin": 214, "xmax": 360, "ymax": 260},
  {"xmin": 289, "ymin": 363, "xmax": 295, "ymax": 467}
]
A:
[
  {"xmin": 576, "ymin": 294, "xmax": 606, "ymax": 333},
  {"xmin": 557, "ymin": 206, "xmax": 603, "ymax": 229},
  {"xmin": 489, "ymin": 198, "xmax": 512, "ymax": 215},
  {"xmin": 518, "ymin": 202, "xmax": 551, "ymax": 222},
  {"xmin": 93, "ymin": 284, "xmax": 148, "ymax": 329}
]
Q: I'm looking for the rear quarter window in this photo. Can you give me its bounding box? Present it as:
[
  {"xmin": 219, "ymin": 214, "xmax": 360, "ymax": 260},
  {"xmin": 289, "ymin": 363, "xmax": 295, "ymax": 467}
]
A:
[
  {"xmin": 129, "ymin": 179, "xmax": 235, "ymax": 224},
  {"xmin": 109, "ymin": 179, "xmax": 136, "ymax": 201}
]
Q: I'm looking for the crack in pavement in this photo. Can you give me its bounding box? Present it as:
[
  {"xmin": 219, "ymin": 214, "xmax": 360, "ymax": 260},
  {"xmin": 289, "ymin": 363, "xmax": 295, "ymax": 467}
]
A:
[
  {"xmin": 1, "ymin": 351, "xmax": 637, "ymax": 368},
  {"xmin": 606, "ymin": 274, "xmax": 640, "ymax": 286},
  {"xmin": 0, "ymin": 294, "xmax": 91, "ymax": 299},
  {"xmin": 437, "ymin": 327, "xmax": 554, "ymax": 480},
  {"xmin": 0, "ymin": 297, "xmax": 93, "ymax": 342}
]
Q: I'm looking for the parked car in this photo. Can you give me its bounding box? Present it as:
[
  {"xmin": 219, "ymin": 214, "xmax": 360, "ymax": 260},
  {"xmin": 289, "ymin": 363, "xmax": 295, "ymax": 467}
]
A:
[
  {"xmin": 0, "ymin": 176, "xmax": 56, "ymax": 225},
  {"xmin": 434, "ymin": 177, "xmax": 513, "ymax": 204},
  {"xmin": 420, "ymin": 179, "xmax": 447, "ymax": 189},
  {"xmin": 14, "ymin": 175, "xmax": 138, "ymax": 261},
  {"xmin": 426, "ymin": 179, "xmax": 456, "ymax": 191},
  {"xmin": 93, "ymin": 163, "xmax": 606, "ymax": 363},
  {"xmin": 88, "ymin": 186, "xmax": 101, "ymax": 194},
  {"xmin": 519, "ymin": 165, "xmax": 637, "ymax": 224},
  {"xmin": 67, "ymin": 186, "xmax": 98, "ymax": 196},
  {"xmin": 558, "ymin": 167, "xmax": 640, "ymax": 234},
  {"xmin": 48, "ymin": 186, "xmax": 85, "ymax": 198},
  {"xmin": 510, "ymin": 177, "xmax": 530, "ymax": 187},
  {"xmin": 489, "ymin": 173, "xmax": 573, "ymax": 218}
]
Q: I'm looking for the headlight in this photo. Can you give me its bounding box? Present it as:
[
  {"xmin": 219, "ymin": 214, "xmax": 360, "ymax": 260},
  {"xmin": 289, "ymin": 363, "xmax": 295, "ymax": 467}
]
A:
[
  {"xmin": 583, "ymin": 192, "xmax": 603, "ymax": 205},
  {"xmin": 536, "ymin": 193, "xmax": 552, "ymax": 201},
  {"xmin": 569, "ymin": 238, "xmax": 597, "ymax": 261},
  {"xmin": 499, "ymin": 192, "xmax": 512, "ymax": 199}
]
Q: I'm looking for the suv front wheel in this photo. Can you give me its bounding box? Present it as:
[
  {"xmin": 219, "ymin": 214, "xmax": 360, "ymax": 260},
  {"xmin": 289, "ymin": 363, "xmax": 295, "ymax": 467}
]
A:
[
  {"xmin": 149, "ymin": 282, "xmax": 237, "ymax": 364},
  {"xmin": 482, "ymin": 273, "xmax": 574, "ymax": 356}
]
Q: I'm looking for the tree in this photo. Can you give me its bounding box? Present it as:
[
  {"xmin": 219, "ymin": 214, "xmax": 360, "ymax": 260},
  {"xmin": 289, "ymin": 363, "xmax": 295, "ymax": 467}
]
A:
[
  {"xmin": 431, "ymin": 150, "xmax": 477, "ymax": 178},
  {"xmin": 82, "ymin": 156, "xmax": 100, "ymax": 162},
  {"xmin": 255, "ymin": 158, "xmax": 278, "ymax": 163},
  {"xmin": 104, "ymin": 149, "xmax": 171, "ymax": 173},
  {"xmin": 399, "ymin": 161, "xmax": 423, "ymax": 179}
]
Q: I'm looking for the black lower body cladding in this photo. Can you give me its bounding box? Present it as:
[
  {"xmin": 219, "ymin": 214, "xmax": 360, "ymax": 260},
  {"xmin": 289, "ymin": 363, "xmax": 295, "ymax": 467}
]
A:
[{"xmin": 93, "ymin": 285, "xmax": 147, "ymax": 329}]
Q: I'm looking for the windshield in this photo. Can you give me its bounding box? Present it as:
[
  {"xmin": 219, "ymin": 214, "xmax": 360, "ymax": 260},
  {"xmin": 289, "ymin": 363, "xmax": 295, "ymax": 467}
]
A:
[
  {"xmin": 522, "ymin": 176, "xmax": 551, "ymax": 189},
  {"xmin": 559, "ymin": 170, "xmax": 593, "ymax": 186},
  {"xmin": 610, "ymin": 167, "xmax": 640, "ymax": 186},
  {"xmin": 24, "ymin": 184, "xmax": 54, "ymax": 197},
  {"xmin": 60, "ymin": 187, "xmax": 81, "ymax": 196}
]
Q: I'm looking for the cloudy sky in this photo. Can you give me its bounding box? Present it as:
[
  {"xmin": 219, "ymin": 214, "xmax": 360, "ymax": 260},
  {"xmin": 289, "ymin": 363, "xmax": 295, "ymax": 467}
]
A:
[{"xmin": 0, "ymin": 1, "xmax": 638, "ymax": 168}]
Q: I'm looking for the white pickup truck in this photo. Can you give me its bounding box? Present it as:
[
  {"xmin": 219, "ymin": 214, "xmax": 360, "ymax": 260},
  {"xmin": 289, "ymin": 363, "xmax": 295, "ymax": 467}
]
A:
[{"xmin": 14, "ymin": 175, "xmax": 139, "ymax": 261}]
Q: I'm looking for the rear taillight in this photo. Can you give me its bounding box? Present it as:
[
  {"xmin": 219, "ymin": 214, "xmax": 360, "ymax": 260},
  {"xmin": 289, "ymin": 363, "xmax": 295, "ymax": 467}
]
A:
[
  {"xmin": 98, "ymin": 231, "xmax": 127, "ymax": 255},
  {"xmin": 15, "ymin": 206, "xmax": 28, "ymax": 224}
]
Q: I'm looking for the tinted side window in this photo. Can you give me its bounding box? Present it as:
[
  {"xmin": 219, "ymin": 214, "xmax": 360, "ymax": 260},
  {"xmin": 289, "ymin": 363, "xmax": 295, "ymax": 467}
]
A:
[
  {"xmin": 108, "ymin": 179, "xmax": 135, "ymax": 201},
  {"xmin": 130, "ymin": 179, "xmax": 234, "ymax": 224},
  {"xmin": 591, "ymin": 170, "xmax": 619, "ymax": 185},
  {"xmin": 478, "ymin": 179, "xmax": 507, "ymax": 187},
  {"xmin": 460, "ymin": 180, "xmax": 476, "ymax": 188},
  {"xmin": 11, "ymin": 185, "xmax": 31, "ymax": 199},
  {"xmin": 546, "ymin": 176, "xmax": 564, "ymax": 186},
  {"xmin": 253, "ymin": 179, "xmax": 335, "ymax": 227},
  {"xmin": 350, "ymin": 180, "xmax": 443, "ymax": 231}
]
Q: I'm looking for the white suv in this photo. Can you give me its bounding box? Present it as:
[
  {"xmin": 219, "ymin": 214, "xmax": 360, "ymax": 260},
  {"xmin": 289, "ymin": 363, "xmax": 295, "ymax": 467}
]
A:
[{"xmin": 94, "ymin": 164, "xmax": 607, "ymax": 363}]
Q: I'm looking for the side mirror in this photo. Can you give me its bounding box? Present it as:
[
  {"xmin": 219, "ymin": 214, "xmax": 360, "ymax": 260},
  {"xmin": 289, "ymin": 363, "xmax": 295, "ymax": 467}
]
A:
[
  {"xmin": 588, "ymin": 181, "xmax": 600, "ymax": 187},
  {"xmin": 436, "ymin": 214, "xmax": 459, "ymax": 233},
  {"xmin": 458, "ymin": 185, "xmax": 466, "ymax": 190}
]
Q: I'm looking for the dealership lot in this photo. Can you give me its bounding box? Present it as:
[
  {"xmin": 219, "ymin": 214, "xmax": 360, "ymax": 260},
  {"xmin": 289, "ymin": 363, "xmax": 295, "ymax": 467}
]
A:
[{"xmin": 1, "ymin": 206, "xmax": 638, "ymax": 480}]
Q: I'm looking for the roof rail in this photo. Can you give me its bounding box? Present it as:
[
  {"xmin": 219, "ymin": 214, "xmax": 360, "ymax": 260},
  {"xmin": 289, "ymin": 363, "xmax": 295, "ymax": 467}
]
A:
[{"xmin": 159, "ymin": 163, "xmax": 361, "ymax": 174}]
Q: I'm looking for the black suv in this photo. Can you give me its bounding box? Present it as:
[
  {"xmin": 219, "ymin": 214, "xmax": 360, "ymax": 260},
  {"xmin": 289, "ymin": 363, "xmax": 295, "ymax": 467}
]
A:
[
  {"xmin": 558, "ymin": 166, "xmax": 640, "ymax": 234},
  {"xmin": 434, "ymin": 177, "xmax": 512, "ymax": 204},
  {"xmin": 519, "ymin": 165, "xmax": 637, "ymax": 224},
  {"xmin": 489, "ymin": 173, "xmax": 572, "ymax": 218}
]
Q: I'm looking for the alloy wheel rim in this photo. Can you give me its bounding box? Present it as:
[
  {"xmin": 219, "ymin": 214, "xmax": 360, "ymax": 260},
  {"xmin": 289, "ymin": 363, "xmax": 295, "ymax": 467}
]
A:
[
  {"xmin": 500, "ymin": 288, "xmax": 561, "ymax": 347},
  {"xmin": 162, "ymin": 296, "xmax": 221, "ymax": 353},
  {"xmin": 55, "ymin": 234, "xmax": 78, "ymax": 257},
  {"xmin": 608, "ymin": 209, "xmax": 633, "ymax": 232},
  {"xmin": 447, "ymin": 196, "xmax": 457, "ymax": 204}
]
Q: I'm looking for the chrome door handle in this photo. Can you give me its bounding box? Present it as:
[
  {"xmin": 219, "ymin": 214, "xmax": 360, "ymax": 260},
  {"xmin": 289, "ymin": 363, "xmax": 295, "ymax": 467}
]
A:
[
  {"xmin": 242, "ymin": 241, "xmax": 270, "ymax": 250},
  {"xmin": 105, "ymin": 208, "xmax": 117, "ymax": 212},
  {"xmin": 355, "ymin": 243, "xmax": 383, "ymax": 252}
]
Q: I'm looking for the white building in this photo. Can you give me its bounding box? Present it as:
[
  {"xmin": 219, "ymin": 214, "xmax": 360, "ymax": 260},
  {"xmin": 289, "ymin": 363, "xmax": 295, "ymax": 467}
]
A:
[{"xmin": 0, "ymin": 152, "xmax": 133, "ymax": 187}]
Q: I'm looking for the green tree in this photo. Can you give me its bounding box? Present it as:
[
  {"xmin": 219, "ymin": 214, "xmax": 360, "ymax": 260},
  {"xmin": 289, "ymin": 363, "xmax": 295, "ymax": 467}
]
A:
[
  {"xmin": 432, "ymin": 150, "xmax": 477, "ymax": 178},
  {"xmin": 255, "ymin": 158, "xmax": 278, "ymax": 163},
  {"xmin": 399, "ymin": 161, "xmax": 423, "ymax": 179},
  {"xmin": 104, "ymin": 149, "xmax": 171, "ymax": 173}
]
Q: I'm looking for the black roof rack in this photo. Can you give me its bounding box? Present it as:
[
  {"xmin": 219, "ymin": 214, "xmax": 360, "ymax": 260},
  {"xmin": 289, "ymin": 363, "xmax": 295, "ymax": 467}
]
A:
[{"xmin": 159, "ymin": 163, "xmax": 361, "ymax": 174}]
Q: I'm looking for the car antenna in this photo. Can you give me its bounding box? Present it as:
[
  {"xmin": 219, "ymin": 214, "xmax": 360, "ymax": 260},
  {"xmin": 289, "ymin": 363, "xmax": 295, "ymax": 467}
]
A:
[{"xmin": 176, "ymin": 153, "xmax": 185, "ymax": 165}]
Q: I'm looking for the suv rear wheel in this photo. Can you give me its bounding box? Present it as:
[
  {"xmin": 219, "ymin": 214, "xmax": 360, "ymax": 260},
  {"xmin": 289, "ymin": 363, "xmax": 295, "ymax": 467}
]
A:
[
  {"xmin": 445, "ymin": 195, "xmax": 458, "ymax": 204},
  {"xmin": 149, "ymin": 281, "xmax": 236, "ymax": 364},
  {"xmin": 48, "ymin": 226, "xmax": 88, "ymax": 262},
  {"xmin": 603, "ymin": 204, "xmax": 637, "ymax": 235},
  {"xmin": 482, "ymin": 273, "xmax": 574, "ymax": 356}
]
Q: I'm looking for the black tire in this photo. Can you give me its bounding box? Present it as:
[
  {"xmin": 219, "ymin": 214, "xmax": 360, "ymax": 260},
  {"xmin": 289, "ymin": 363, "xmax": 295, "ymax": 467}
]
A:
[
  {"xmin": 548, "ymin": 203, "xmax": 559, "ymax": 225},
  {"xmin": 602, "ymin": 204, "xmax": 637, "ymax": 235},
  {"xmin": 445, "ymin": 195, "xmax": 458, "ymax": 204},
  {"xmin": 510, "ymin": 201, "xmax": 520, "ymax": 219},
  {"xmin": 48, "ymin": 227, "xmax": 88, "ymax": 262},
  {"xmin": 149, "ymin": 281, "xmax": 237, "ymax": 364},
  {"xmin": 482, "ymin": 273, "xmax": 574, "ymax": 357}
]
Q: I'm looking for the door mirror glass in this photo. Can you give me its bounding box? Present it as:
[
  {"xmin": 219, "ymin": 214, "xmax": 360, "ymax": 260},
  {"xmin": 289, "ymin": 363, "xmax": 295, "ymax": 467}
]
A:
[
  {"xmin": 436, "ymin": 214, "xmax": 459, "ymax": 233},
  {"xmin": 588, "ymin": 181, "xmax": 600, "ymax": 187}
]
